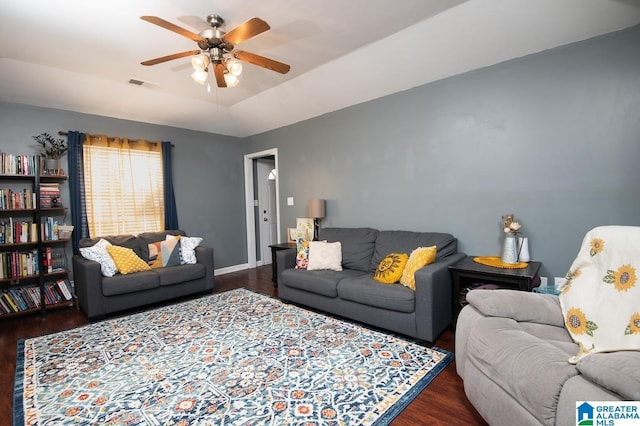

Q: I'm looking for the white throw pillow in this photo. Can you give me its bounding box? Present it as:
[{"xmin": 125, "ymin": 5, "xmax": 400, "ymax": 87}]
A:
[
  {"xmin": 178, "ymin": 236, "xmax": 203, "ymax": 264},
  {"xmin": 307, "ymin": 241, "xmax": 342, "ymax": 271},
  {"xmin": 79, "ymin": 238, "xmax": 118, "ymax": 277}
]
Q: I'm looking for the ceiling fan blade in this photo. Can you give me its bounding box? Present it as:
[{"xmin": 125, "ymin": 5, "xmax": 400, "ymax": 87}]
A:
[
  {"xmin": 214, "ymin": 63, "xmax": 227, "ymax": 88},
  {"xmin": 223, "ymin": 18, "xmax": 270, "ymax": 45},
  {"xmin": 234, "ymin": 51, "xmax": 290, "ymax": 74},
  {"xmin": 141, "ymin": 50, "xmax": 201, "ymax": 66},
  {"xmin": 140, "ymin": 16, "xmax": 204, "ymax": 42}
]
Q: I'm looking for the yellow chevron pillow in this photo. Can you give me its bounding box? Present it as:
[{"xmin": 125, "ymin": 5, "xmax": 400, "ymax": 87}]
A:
[
  {"xmin": 107, "ymin": 245, "xmax": 151, "ymax": 275},
  {"xmin": 400, "ymin": 246, "xmax": 437, "ymax": 290}
]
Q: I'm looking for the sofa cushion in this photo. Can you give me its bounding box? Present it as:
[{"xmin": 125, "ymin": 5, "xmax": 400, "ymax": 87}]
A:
[
  {"xmin": 79, "ymin": 238, "xmax": 118, "ymax": 277},
  {"xmin": 107, "ymin": 245, "xmax": 152, "ymax": 274},
  {"xmin": 137, "ymin": 230, "xmax": 186, "ymax": 260},
  {"xmin": 371, "ymin": 231, "xmax": 456, "ymax": 271},
  {"xmin": 307, "ymin": 241, "xmax": 343, "ymax": 271},
  {"xmin": 373, "ymin": 253, "xmax": 408, "ymax": 284},
  {"xmin": 101, "ymin": 271, "xmax": 159, "ymax": 296},
  {"xmin": 319, "ymin": 227, "xmax": 378, "ymax": 272},
  {"xmin": 281, "ymin": 268, "xmax": 365, "ymax": 298},
  {"xmin": 80, "ymin": 233, "xmax": 144, "ymax": 258},
  {"xmin": 148, "ymin": 236, "xmax": 182, "ymax": 268},
  {"xmin": 178, "ymin": 236, "xmax": 203, "ymax": 264},
  {"xmin": 156, "ymin": 263, "xmax": 206, "ymax": 286},
  {"xmin": 466, "ymin": 289, "xmax": 566, "ymax": 327},
  {"xmin": 338, "ymin": 275, "xmax": 415, "ymax": 313},
  {"xmin": 399, "ymin": 246, "xmax": 437, "ymax": 290},
  {"xmin": 466, "ymin": 316, "xmax": 579, "ymax": 425},
  {"xmin": 295, "ymin": 238, "xmax": 310, "ymax": 269}
]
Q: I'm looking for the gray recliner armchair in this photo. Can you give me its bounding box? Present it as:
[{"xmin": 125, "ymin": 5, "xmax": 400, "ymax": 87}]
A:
[{"xmin": 455, "ymin": 225, "xmax": 640, "ymax": 426}]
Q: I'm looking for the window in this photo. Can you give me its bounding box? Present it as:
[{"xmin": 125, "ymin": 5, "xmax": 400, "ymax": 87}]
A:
[{"xmin": 83, "ymin": 136, "xmax": 164, "ymax": 236}]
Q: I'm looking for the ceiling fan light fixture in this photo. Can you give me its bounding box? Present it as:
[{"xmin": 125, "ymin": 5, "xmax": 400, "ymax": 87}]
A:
[
  {"xmin": 140, "ymin": 13, "xmax": 290, "ymax": 90},
  {"xmin": 191, "ymin": 69, "xmax": 208, "ymax": 85},
  {"xmin": 223, "ymin": 72, "xmax": 240, "ymax": 87},
  {"xmin": 191, "ymin": 54, "xmax": 210, "ymax": 71},
  {"xmin": 225, "ymin": 58, "xmax": 243, "ymax": 77}
]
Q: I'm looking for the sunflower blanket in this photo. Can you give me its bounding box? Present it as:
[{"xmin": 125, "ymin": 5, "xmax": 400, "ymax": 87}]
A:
[{"xmin": 558, "ymin": 226, "xmax": 640, "ymax": 363}]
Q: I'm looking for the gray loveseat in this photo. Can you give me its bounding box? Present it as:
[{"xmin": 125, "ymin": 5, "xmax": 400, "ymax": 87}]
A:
[
  {"xmin": 277, "ymin": 227, "xmax": 465, "ymax": 342},
  {"xmin": 455, "ymin": 289, "xmax": 640, "ymax": 425},
  {"xmin": 72, "ymin": 230, "xmax": 214, "ymax": 320}
]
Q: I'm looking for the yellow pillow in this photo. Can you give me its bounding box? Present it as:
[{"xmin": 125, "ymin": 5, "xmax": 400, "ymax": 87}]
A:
[
  {"xmin": 106, "ymin": 245, "xmax": 151, "ymax": 275},
  {"xmin": 400, "ymin": 246, "xmax": 437, "ymax": 290},
  {"xmin": 374, "ymin": 253, "xmax": 409, "ymax": 284}
]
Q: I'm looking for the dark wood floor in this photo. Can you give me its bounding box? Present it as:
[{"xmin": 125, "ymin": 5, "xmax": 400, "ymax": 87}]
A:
[{"xmin": 1, "ymin": 265, "xmax": 487, "ymax": 426}]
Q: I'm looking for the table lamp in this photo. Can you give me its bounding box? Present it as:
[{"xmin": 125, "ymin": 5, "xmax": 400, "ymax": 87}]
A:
[{"xmin": 307, "ymin": 199, "xmax": 326, "ymax": 241}]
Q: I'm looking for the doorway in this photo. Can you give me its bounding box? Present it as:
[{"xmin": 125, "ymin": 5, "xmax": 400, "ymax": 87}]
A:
[{"xmin": 244, "ymin": 148, "xmax": 281, "ymax": 268}]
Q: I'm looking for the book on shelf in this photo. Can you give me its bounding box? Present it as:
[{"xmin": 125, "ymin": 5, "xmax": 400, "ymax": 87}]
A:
[
  {"xmin": 54, "ymin": 279, "xmax": 73, "ymax": 301},
  {"xmin": 45, "ymin": 246, "xmax": 53, "ymax": 273},
  {"xmin": 39, "ymin": 182, "xmax": 60, "ymax": 208},
  {"xmin": 0, "ymin": 219, "xmax": 38, "ymax": 244},
  {"xmin": 0, "ymin": 187, "xmax": 35, "ymax": 210},
  {"xmin": 1, "ymin": 291, "xmax": 20, "ymax": 313},
  {"xmin": 0, "ymin": 279, "xmax": 74, "ymax": 315},
  {"xmin": 41, "ymin": 217, "xmax": 59, "ymax": 241},
  {"xmin": 0, "ymin": 152, "xmax": 37, "ymax": 176},
  {"xmin": 0, "ymin": 249, "xmax": 39, "ymax": 279}
]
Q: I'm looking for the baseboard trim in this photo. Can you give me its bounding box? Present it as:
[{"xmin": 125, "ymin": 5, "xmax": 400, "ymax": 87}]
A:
[{"xmin": 214, "ymin": 264, "xmax": 250, "ymax": 276}]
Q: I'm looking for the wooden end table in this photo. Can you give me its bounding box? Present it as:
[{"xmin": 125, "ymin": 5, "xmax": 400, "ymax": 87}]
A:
[
  {"xmin": 269, "ymin": 242, "xmax": 296, "ymax": 286},
  {"xmin": 448, "ymin": 256, "xmax": 542, "ymax": 324}
]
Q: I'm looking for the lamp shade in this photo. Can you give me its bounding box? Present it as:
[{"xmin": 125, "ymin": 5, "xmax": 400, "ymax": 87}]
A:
[
  {"xmin": 191, "ymin": 54, "xmax": 210, "ymax": 71},
  {"xmin": 226, "ymin": 58, "xmax": 243, "ymax": 76},
  {"xmin": 307, "ymin": 199, "xmax": 326, "ymax": 219},
  {"xmin": 191, "ymin": 69, "xmax": 208, "ymax": 85},
  {"xmin": 223, "ymin": 72, "xmax": 240, "ymax": 87}
]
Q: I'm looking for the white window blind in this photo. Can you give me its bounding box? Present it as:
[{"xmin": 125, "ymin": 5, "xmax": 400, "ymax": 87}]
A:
[{"xmin": 83, "ymin": 136, "xmax": 164, "ymax": 236}]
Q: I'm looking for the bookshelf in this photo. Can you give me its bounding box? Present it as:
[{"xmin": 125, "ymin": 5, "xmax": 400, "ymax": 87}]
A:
[{"xmin": 0, "ymin": 153, "xmax": 74, "ymax": 318}]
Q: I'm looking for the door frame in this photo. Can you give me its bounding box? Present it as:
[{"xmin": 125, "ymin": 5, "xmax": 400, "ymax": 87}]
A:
[{"xmin": 244, "ymin": 148, "xmax": 281, "ymax": 269}]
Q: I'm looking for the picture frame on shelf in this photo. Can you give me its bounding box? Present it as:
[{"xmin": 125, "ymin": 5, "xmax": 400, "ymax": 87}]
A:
[{"xmin": 296, "ymin": 218, "xmax": 314, "ymax": 234}]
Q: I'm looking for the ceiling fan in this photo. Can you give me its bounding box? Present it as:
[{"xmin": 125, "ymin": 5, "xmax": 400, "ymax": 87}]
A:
[{"xmin": 140, "ymin": 14, "xmax": 290, "ymax": 88}]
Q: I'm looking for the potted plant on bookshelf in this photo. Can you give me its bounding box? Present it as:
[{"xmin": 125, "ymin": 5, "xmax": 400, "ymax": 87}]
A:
[{"xmin": 32, "ymin": 132, "xmax": 68, "ymax": 175}]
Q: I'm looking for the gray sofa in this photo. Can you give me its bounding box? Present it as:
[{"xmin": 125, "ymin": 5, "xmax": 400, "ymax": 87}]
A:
[
  {"xmin": 277, "ymin": 227, "xmax": 465, "ymax": 342},
  {"xmin": 456, "ymin": 289, "xmax": 640, "ymax": 426},
  {"xmin": 72, "ymin": 230, "xmax": 214, "ymax": 320}
]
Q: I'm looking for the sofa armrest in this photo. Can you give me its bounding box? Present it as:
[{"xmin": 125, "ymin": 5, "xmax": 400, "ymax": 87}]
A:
[
  {"xmin": 276, "ymin": 248, "xmax": 297, "ymax": 283},
  {"xmin": 577, "ymin": 351, "xmax": 640, "ymax": 400},
  {"xmin": 414, "ymin": 252, "xmax": 466, "ymax": 341},
  {"xmin": 465, "ymin": 289, "xmax": 565, "ymax": 327},
  {"xmin": 195, "ymin": 245, "xmax": 215, "ymax": 290},
  {"xmin": 72, "ymin": 254, "xmax": 105, "ymax": 319}
]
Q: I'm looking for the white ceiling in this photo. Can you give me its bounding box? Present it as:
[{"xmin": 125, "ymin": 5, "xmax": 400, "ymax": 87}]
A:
[{"xmin": 1, "ymin": 0, "xmax": 639, "ymax": 137}]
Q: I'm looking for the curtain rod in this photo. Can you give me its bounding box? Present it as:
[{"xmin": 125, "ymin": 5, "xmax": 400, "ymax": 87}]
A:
[{"xmin": 58, "ymin": 131, "xmax": 173, "ymax": 147}]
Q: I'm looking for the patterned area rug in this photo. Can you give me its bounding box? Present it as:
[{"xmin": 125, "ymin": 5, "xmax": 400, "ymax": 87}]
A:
[{"xmin": 15, "ymin": 288, "xmax": 453, "ymax": 425}]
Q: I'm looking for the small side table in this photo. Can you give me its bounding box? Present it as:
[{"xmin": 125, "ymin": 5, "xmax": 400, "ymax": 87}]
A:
[
  {"xmin": 269, "ymin": 242, "xmax": 296, "ymax": 286},
  {"xmin": 448, "ymin": 256, "xmax": 542, "ymax": 324}
]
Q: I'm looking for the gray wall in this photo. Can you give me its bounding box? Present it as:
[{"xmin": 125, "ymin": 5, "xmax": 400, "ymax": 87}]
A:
[
  {"xmin": 2, "ymin": 25, "xmax": 639, "ymax": 279},
  {"xmin": 246, "ymin": 24, "xmax": 640, "ymax": 279},
  {"xmin": 0, "ymin": 104, "xmax": 247, "ymax": 270}
]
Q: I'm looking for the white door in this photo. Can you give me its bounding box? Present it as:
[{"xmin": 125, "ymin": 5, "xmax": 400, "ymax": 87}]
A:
[{"xmin": 257, "ymin": 158, "xmax": 276, "ymax": 263}]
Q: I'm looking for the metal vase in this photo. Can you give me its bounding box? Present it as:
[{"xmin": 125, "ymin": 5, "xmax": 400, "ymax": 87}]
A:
[
  {"xmin": 501, "ymin": 234, "xmax": 519, "ymax": 264},
  {"xmin": 518, "ymin": 237, "xmax": 531, "ymax": 262}
]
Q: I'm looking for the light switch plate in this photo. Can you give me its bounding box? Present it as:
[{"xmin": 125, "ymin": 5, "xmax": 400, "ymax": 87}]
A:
[{"xmin": 287, "ymin": 197, "xmax": 294, "ymax": 206}]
